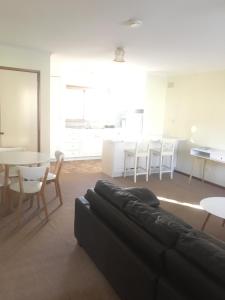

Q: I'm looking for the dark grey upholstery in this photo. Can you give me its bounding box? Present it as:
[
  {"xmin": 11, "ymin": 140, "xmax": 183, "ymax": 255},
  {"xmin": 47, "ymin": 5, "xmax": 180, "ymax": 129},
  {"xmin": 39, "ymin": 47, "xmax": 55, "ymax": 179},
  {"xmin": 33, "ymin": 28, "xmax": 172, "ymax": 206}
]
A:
[
  {"xmin": 176, "ymin": 232, "xmax": 225, "ymax": 286},
  {"xmin": 85, "ymin": 189, "xmax": 165, "ymax": 271},
  {"xmin": 124, "ymin": 187, "xmax": 160, "ymax": 207},
  {"xmin": 75, "ymin": 180, "xmax": 225, "ymax": 300},
  {"xmin": 95, "ymin": 180, "xmax": 160, "ymax": 209}
]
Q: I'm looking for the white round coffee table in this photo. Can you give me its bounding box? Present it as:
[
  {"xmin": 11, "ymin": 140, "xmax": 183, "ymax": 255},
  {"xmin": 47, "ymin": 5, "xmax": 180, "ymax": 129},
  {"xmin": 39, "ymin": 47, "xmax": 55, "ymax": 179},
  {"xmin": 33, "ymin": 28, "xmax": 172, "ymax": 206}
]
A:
[{"xmin": 200, "ymin": 197, "xmax": 225, "ymax": 230}]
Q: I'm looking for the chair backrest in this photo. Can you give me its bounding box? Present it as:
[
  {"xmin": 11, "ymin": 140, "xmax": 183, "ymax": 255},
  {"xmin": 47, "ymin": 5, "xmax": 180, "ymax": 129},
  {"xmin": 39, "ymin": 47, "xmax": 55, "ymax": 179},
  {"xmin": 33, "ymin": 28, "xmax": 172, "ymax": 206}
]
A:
[
  {"xmin": 55, "ymin": 151, "xmax": 64, "ymax": 161},
  {"xmin": 54, "ymin": 150, "xmax": 64, "ymax": 177},
  {"xmin": 161, "ymin": 138, "xmax": 177, "ymax": 155},
  {"xmin": 18, "ymin": 166, "xmax": 48, "ymax": 181},
  {"xmin": 18, "ymin": 166, "xmax": 49, "ymax": 193},
  {"xmin": 135, "ymin": 140, "xmax": 150, "ymax": 156}
]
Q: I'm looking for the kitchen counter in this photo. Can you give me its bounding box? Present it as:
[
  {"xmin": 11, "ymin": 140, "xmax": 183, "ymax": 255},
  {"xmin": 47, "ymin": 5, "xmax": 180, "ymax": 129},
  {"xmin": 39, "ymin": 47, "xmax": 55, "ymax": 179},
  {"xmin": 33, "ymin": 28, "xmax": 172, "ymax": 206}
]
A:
[{"xmin": 101, "ymin": 138, "xmax": 182, "ymax": 178}]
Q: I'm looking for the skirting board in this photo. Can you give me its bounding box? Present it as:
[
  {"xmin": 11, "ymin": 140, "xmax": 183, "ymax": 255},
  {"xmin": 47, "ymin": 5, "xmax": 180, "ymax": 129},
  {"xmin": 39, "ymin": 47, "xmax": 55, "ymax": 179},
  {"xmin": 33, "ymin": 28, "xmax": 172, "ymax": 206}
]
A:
[{"xmin": 174, "ymin": 169, "xmax": 225, "ymax": 190}]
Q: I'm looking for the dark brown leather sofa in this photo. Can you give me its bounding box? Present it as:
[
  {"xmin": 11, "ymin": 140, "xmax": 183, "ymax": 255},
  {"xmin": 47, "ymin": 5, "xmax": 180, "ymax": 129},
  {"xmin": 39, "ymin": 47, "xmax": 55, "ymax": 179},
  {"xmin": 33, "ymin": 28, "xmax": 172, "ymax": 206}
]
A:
[{"xmin": 74, "ymin": 180, "xmax": 225, "ymax": 300}]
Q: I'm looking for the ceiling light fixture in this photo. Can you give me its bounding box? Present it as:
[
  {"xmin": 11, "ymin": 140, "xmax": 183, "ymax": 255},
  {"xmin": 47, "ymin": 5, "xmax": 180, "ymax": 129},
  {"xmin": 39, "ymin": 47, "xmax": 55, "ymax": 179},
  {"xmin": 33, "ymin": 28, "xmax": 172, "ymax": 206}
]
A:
[
  {"xmin": 114, "ymin": 47, "xmax": 125, "ymax": 63},
  {"xmin": 125, "ymin": 18, "xmax": 143, "ymax": 28}
]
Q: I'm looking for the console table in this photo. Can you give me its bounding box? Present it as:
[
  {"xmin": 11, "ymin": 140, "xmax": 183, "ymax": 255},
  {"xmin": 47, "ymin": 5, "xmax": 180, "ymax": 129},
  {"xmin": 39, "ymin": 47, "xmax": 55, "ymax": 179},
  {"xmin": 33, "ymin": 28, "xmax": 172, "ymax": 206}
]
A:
[{"xmin": 189, "ymin": 147, "xmax": 225, "ymax": 183}]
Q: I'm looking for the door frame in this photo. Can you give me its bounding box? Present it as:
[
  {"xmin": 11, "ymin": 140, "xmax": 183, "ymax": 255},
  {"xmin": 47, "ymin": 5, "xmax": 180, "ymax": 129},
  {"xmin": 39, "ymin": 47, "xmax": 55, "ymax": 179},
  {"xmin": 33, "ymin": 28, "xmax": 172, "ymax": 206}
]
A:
[{"xmin": 0, "ymin": 66, "xmax": 40, "ymax": 151}]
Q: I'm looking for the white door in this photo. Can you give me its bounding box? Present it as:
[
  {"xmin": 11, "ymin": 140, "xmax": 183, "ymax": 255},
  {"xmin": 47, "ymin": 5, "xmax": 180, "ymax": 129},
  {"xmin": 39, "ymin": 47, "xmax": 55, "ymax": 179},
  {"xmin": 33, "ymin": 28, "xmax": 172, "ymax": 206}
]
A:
[{"xmin": 0, "ymin": 69, "xmax": 38, "ymax": 151}]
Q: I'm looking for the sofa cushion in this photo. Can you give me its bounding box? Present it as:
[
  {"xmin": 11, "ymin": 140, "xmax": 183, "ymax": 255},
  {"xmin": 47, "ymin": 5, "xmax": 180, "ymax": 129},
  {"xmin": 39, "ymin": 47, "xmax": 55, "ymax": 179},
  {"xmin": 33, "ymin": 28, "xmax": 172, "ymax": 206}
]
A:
[
  {"xmin": 165, "ymin": 249, "xmax": 225, "ymax": 300},
  {"xmin": 123, "ymin": 200, "xmax": 190, "ymax": 247},
  {"xmin": 94, "ymin": 180, "xmax": 161, "ymax": 209},
  {"xmin": 85, "ymin": 189, "xmax": 166, "ymax": 271},
  {"xmin": 191, "ymin": 229, "xmax": 225, "ymax": 250},
  {"xmin": 94, "ymin": 180, "xmax": 139, "ymax": 209},
  {"xmin": 156, "ymin": 277, "xmax": 190, "ymax": 300},
  {"xmin": 125, "ymin": 187, "xmax": 160, "ymax": 207},
  {"xmin": 176, "ymin": 232, "xmax": 225, "ymax": 286},
  {"xmin": 94, "ymin": 180, "xmax": 121, "ymax": 200},
  {"xmin": 158, "ymin": 208, "xmax": 192, "ymax": 229}
]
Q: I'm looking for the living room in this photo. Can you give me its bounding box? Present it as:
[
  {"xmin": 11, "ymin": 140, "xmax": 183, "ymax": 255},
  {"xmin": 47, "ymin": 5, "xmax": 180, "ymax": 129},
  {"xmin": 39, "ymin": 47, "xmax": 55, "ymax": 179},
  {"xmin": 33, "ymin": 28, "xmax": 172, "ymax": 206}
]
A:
[{"xmin": 0, "ymin": 1, "xmax": 225, "ymax": 300}]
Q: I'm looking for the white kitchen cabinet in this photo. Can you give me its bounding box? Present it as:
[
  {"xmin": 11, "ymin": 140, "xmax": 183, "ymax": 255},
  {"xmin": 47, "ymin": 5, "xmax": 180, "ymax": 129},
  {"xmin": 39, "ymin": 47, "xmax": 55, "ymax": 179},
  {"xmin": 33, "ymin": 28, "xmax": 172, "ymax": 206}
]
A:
[
  {"xmin": 102, "ymin": 140, "xmax": 135, "ymax": 177},
  {"xmin": 62, "ymin": 128, "xmax": 103, "ymax": 159},
  {"xmin": 62, "ymin": 128, "xmax": 124, "ymax": 160}
]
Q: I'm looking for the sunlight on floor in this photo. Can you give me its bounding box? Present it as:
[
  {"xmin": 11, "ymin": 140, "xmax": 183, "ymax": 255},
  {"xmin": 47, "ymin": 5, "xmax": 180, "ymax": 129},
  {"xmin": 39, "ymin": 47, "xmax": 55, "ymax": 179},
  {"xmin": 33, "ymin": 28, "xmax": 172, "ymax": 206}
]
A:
[{"xmin": 157, "ymin": 196, "xmax": 203, "ymax": 210}]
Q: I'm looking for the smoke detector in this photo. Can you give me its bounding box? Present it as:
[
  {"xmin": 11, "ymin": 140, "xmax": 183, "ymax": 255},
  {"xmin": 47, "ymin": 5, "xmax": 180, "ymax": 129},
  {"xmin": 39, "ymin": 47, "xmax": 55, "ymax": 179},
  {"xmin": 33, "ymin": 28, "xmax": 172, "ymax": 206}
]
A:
[{"xmin": 114, "ymin": 47, "xmax": 125, "ymax": 63}]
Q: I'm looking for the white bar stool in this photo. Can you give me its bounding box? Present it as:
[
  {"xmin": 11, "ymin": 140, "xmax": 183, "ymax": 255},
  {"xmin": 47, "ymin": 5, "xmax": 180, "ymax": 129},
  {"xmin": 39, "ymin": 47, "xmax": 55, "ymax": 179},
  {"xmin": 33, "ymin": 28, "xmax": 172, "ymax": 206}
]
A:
[
  {"xmin": 124, "ymin": 141, "xmax": 150, "ymax": 183},
  {"xmin": 149, "ymin": 138, "xmax": 176, "ymax": 180}
]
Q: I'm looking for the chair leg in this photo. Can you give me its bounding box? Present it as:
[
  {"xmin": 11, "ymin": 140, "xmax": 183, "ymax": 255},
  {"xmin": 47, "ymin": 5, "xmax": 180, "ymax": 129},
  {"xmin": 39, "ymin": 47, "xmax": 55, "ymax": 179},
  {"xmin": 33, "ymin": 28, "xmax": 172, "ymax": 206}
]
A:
[
  {"xmin": 36, "ymin": 194, "xmax": 40, "ymax": 209},
  {"xmin": 159, "ymin": 156, "xmax": 163, "ymax": 180},
  {"xmin": 134, "ymin": 157, "xmax": 137, "ymax": 183},
  {"xmin": 146, "ymin": 155, "xmax": 149, "ymax": 182},
  {"xmin": 56, "ymin": 180, "xmax": 63, "ymax": 205},
  {"xmin": 29, "ymin": 195, "xmax": 34, "ymax": 209},
  {"xmin": 149, "ymin": 151, "xmax": 152, "ymax": 176},
  {"xmin": 0, "ymin": 187, "xmax": 3, "ymax": 205},
  {"xmin": 124, "ymin": 153, "xmax": 127, "ymax": 178},
  {"xmin": 40, "ymin": 193, "xmax": 49, "ymax": 221},
  {"xmin": 17, "ymin": 194, "xmax": 23, "ymax": 226},
  {"xmin": 54, "ymin": 181, "xmax": 59, "ymax": 197},
  {"xmin": 170, "ymin": 156, "xmax": 174, "ymax": 179},
  {"xmin": 10, "ymin": 197, "xmax": 15, "ymax": 211}
]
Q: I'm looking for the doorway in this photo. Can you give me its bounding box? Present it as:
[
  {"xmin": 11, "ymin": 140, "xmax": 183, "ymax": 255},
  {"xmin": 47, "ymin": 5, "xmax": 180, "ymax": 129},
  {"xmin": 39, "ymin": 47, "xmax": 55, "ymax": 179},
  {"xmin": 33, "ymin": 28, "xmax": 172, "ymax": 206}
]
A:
[{"xmin": 0, "ymin": 67, "xmax": 40, "ymax": 151}]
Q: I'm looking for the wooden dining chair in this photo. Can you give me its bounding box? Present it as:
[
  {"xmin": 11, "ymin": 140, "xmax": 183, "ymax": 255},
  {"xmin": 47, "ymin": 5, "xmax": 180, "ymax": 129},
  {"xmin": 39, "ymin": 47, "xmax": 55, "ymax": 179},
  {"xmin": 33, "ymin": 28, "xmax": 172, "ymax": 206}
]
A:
[
  {"xmin": 0, "ymin": 173, "xmax": 10, "ymax": 205},
  {"xmin": 47, "ymin": 151, "xmax": 64, "ymax": 205},
  {"xmin": 9, "ymin": 166, "xmax": 49, "ymax": 225}
]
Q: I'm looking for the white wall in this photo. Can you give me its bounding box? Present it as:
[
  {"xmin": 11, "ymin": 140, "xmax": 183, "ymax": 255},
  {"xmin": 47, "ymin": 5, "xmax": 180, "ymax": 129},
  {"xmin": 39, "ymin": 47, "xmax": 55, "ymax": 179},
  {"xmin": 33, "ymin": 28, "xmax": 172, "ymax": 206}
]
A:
[
  {"xmin": 0, "ymin": 44, "xmax": 50, "ymax": 153},
  {"xmin": 164, "ymin": 71, "xmax": 225, "ymax": 186},
  {"xmin": 143, "ymin": 74, "xmax": 167, "ymax": 138}
]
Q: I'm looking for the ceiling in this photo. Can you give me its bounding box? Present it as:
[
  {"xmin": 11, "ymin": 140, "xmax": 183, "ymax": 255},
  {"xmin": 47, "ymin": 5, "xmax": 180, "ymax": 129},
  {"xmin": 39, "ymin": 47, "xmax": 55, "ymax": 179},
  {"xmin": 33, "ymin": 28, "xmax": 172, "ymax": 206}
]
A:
[{"xmin": 1, "ymin": 0, "xmax": 225, "ymax": 71}]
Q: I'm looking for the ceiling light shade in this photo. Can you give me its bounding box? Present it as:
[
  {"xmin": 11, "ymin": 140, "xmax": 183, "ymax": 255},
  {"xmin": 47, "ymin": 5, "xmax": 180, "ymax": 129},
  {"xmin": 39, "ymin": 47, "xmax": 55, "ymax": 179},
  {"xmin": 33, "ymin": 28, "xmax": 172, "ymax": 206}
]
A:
[
  {"xmin": 114, "ymin": 47, "xmax": 125, "ymax": 63},
  {"xmin": 126, "ymin": 18, "xmax": 143, "ymax": 28}
]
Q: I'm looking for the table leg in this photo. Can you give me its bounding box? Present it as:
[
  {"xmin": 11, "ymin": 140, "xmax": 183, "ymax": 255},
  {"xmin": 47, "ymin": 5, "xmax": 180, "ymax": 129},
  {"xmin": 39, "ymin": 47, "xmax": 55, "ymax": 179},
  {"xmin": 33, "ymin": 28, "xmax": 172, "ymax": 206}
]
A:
[
  {"xmin": 189, "ymin": 157, "xmax": 195, "ymax": 184},
  {"xmin": 1, "ymin": 165, "xmax": 10, "ymax": 215},
  {"xmin": 201, "ymin": 213, "xmax": 211, "ymax": 231},
  {"xmin": 202, "ymin": 159, "xmax": 206, "ymax": 182},
  {"xmin": 222, "ymin": 219, "xmax": 225, "ymax": 227}
]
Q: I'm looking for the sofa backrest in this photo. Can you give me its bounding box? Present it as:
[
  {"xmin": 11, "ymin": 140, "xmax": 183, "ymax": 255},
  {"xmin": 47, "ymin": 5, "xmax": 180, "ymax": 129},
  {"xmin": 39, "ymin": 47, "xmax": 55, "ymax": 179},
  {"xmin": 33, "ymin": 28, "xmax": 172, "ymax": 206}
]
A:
[
  {"xmin": 85, "ymin": 188, "xmax": 166, "ymax": 272},
  {"xmin": 94, "ymin": 180, "xmax": 160, "ymax": 208}
]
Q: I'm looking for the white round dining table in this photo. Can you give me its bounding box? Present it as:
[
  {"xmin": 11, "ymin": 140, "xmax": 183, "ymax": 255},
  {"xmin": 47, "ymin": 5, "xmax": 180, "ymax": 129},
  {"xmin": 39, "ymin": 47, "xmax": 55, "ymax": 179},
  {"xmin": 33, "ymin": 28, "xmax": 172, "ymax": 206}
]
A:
[{"xmin": 0, "ymin": 151, "xmax": 50, "ymax": 166}]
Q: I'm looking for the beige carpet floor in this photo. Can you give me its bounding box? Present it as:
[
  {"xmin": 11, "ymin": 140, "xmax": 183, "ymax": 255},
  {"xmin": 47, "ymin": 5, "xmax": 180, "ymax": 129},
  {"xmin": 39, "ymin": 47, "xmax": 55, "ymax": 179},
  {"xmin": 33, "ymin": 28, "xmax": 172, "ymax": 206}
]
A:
[{"xmin": 0, "ymin": 160, "xmax": 225, "ymax": 300}]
